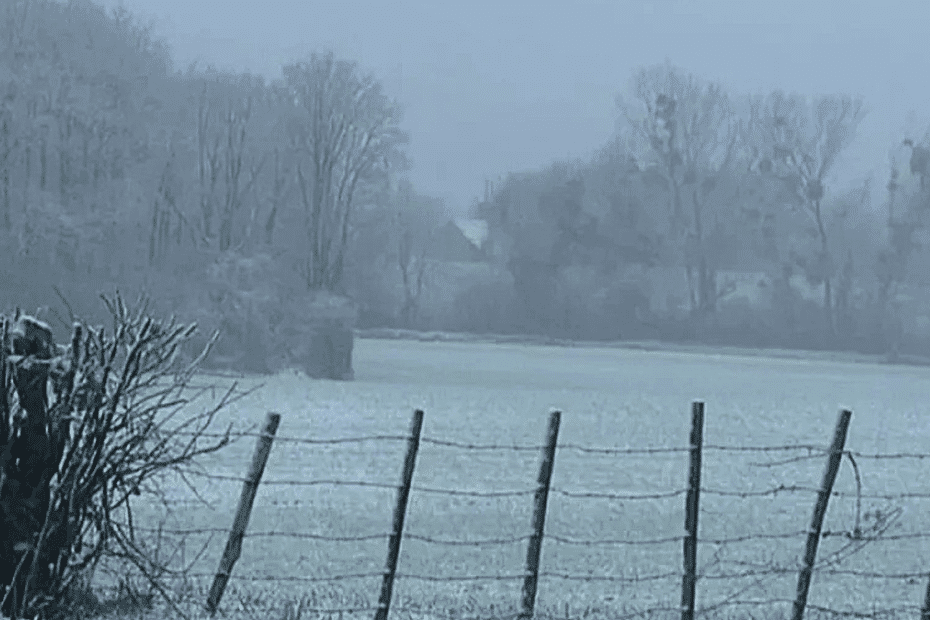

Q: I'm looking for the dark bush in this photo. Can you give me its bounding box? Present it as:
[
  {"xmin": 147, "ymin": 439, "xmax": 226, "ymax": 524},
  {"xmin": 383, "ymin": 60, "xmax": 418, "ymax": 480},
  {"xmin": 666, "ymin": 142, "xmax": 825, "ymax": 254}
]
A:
[{"xmin": 0, "ymin": 294, "xmax": 249, "ymax": 619}]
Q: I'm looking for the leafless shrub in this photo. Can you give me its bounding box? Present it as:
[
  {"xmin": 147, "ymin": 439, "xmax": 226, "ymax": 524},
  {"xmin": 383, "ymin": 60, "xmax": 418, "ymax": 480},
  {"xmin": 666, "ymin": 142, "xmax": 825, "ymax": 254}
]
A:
[{"xmin": 0, "ymin": 292, "xmax": 253, "ymax": 619}]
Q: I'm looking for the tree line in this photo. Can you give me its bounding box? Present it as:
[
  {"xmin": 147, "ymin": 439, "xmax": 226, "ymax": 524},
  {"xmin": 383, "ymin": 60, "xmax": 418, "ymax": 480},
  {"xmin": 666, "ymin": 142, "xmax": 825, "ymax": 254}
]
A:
[
  {"xmin": 469, "ymin": 64, "xmax": 930, "ymax": 357},
  {"xmin": 1, "ymin": 0, "xmax": 928, "ymax": 360}
]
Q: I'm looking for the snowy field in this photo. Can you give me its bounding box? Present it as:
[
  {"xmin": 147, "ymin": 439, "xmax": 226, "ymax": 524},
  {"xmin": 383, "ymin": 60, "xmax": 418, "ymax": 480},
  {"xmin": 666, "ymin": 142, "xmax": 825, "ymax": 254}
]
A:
[{"xmin": 135, "ymin": 339, "xmax": 930, "ymax": 617}]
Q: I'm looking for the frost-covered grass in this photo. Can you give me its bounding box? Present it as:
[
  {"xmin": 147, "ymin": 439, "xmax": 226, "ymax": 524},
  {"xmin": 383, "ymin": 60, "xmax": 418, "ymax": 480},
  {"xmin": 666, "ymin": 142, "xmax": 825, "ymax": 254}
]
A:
[{"xmin": 127, "ymin": 339, "xmax": 930, "ymax": 619}]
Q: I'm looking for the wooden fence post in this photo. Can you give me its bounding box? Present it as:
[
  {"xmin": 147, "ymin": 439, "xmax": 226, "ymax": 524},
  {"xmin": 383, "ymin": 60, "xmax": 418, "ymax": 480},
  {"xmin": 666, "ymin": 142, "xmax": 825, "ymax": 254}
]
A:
[
  {"xmin": 791, "ymin": 409, "xmax": 852, "ymax": 620},
  {"xmin": 519, "ymin": 410, "xmax": 561, "ymax": 620},
  {"xmin": 680, "ymin": 401, "xmax": 704, "ymax": 620},
  {"xmin": 206, "ymin": 411, "xmax": 281, "ymax": 616},
  {"xmin": 374, "ymin": 409, "xmax": 424, "ymax": 620},
  {"xmin": 923, "ymin": 574, "xmax": 930, "ymax": 620}
]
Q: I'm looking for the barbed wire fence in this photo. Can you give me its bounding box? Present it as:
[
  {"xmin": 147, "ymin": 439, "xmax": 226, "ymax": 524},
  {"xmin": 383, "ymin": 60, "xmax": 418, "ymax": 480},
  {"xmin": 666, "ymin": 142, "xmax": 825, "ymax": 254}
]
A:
[{"xmin": 108, "ymin": 403, "xmax": 930, "ymax": 620}]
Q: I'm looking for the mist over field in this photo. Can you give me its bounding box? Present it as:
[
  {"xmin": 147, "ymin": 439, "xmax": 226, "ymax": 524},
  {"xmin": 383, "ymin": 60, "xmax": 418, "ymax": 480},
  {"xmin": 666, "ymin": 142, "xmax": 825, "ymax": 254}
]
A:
[{"xmin": 4, "ymin": 0, "xmax": 930, "ymax": 364}]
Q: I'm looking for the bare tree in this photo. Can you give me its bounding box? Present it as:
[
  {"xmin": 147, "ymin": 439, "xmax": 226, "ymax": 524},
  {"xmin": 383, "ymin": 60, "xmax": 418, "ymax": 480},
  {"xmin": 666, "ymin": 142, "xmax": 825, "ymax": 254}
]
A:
[
  {"xmin": 749, "ymin": 91, "xmax": 865, "ymax": 337},
  {"xmin": 148, "ymin": 148, "xmax": 175, "ymax": 265},
  {"xmin": 193, "ymin": 83, "xmax": 265, "ymax": 251},
  {"xmin": 148, "ymin": 143, "xmax": 197, "ymax": 265},
  {"xmin": 0, "ymin": 96, "xmax": 17, "ymax": 230},
  {"xmin": 620, "ymin": 63, "xmax": 741, "ymax": 317},
  {"xmin": 875, "ymin": 149, "xmax": 928, "ymax": 358},
  {"xmin": 902, "ymin": 138, "xmax": 930, "ymax": 192},
  {"xmin": 196, "ymin": 84, "xmax": 222, "ymax": 242},
  {"xmin": 392, "ymin": 181, "xmax": 445, "ymax": 328},
  {"xmin": 261, "ymin": 147, "xmax": 292, "ymax": 245},
  {"xmin": 218, "ymin": 97, "xmax": 264, "ymax": 251},
  {"xmin": 397, "ymin": 220, "xmax": 429, "ymax": 328},
  {"xmin": 283, "ymin": 51, "xmax": 407, "ymax": 292}
]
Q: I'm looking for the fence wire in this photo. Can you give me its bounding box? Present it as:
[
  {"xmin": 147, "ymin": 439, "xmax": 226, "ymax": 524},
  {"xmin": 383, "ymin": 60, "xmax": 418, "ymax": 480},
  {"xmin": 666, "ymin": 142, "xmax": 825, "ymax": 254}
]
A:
[{"xmin": 132, "ymin": 423, "xmax": 930, "ymax": 619}]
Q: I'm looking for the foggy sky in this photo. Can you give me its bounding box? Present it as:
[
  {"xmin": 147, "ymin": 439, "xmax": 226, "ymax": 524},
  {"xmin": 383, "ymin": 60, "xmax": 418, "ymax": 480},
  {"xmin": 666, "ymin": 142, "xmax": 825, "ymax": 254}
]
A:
[{"xmin": 100, "ymin": 0, "xmax": 930, "ymax": 214}]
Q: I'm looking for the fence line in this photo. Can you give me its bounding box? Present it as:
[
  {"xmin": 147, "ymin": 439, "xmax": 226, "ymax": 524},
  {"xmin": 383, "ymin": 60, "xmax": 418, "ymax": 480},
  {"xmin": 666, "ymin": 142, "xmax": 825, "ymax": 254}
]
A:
[
  {"xmin": 171, "ymin": 466, "xmax": 930, "ymax": 503},
  {"xmin": 174, "ymin": 428, "xmax": 849, "ymax": 455},
  {"xmin": 122, "ymin": 403, "xmax": 930, "ymax": 620},
  {"xmin": 115, "ymin": 519, "xmax": 930, "ymax": 554},
  {"xmin": 175, "ymin": 428, "xmax": 930, "ymax": 463}
]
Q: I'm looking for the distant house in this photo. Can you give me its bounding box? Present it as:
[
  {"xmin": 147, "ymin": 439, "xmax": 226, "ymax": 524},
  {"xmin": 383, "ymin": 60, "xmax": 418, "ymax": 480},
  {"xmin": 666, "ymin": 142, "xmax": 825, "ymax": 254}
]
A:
[{"xmin": 430, "ymin": 218, "xmax": 488, "ymax": 263}]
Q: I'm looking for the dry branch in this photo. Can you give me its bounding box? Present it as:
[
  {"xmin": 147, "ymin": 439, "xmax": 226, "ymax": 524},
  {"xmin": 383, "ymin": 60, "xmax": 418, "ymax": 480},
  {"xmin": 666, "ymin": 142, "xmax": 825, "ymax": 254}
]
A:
[{"xmin": 0, "ymin": 292, "xmax": 250, "ymax": 619}]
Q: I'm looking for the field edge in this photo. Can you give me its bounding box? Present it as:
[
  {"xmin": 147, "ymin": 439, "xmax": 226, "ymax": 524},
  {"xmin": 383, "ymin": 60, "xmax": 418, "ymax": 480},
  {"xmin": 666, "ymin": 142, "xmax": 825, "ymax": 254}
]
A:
[{"xmin": 355, "ymin": 327, "xmax": 930, "ymax": 370}]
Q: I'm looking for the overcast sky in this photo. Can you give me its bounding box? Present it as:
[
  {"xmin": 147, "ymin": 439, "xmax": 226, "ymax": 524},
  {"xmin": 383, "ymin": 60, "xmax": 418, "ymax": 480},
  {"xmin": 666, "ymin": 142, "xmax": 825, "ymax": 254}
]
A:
[{"xmin": 99, "ymin": 0, "xmax": 930, "ymax": 214}]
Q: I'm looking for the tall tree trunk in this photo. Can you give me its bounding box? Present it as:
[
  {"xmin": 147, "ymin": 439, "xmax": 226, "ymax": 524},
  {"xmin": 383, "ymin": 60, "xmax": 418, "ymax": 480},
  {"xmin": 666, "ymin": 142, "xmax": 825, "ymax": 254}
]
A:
[
  {"xmin": 39, "ymin": 136, "xmax": 46, "ymax": 190},
  {"xmin": 0, "ymin": 117, "xmax": 10, "ymax": 230},
  {"xmin": 689, "ymin": 189, "xmax": 718, "ymax": 316},
  {"xmin": 23, "ymin": 143, "xmax": 31, "ymax": 212},
  {"xmin": 3, "ymin": 165, "xmax": 10, "ymax": 230},
  {"xmin": 824, "ymin": 278, "xmax": 834, "ymax": 338},
  {"xmin": 814, "ymin": 199, "xmax": 834, "ymax": 338}
]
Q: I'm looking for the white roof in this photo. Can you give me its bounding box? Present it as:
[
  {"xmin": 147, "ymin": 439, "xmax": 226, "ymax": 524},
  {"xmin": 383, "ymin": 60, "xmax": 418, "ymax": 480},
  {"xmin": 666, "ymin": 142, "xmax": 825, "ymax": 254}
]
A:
[{"xmin": 453, "ymin": 218, "xmax": 489, "ymax": 248}]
